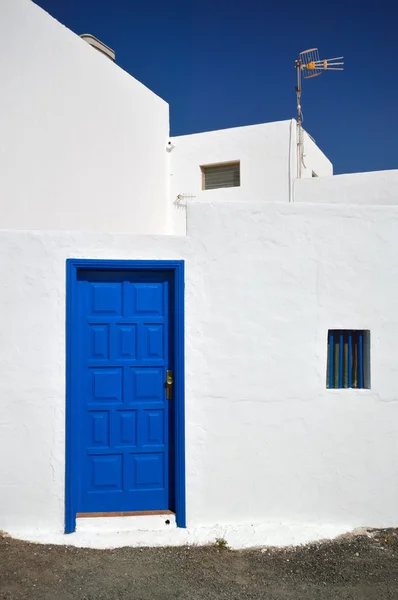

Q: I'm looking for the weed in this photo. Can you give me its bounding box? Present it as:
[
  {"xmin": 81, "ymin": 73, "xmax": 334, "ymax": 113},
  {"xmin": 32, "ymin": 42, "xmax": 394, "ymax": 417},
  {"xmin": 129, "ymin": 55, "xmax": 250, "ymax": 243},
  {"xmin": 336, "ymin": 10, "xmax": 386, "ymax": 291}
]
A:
[{"xmin": 214, "ymin": 537, "xmax": 229, "ymax": 550}]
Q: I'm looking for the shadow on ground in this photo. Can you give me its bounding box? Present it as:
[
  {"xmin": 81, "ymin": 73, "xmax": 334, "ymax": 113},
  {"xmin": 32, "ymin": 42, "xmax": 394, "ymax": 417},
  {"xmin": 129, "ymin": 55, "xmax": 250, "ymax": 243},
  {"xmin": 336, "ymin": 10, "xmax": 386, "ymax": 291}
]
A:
[{"xmin": 1, "ymin": 529, "xmax": 398, "ymax": 599}]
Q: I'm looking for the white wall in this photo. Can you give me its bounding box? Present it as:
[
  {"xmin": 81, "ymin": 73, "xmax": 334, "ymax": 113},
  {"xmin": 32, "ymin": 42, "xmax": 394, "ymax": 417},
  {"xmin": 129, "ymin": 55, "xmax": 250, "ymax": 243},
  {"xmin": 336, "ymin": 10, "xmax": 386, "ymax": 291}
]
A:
[
  {"xmin": 187, "ymin": 201, "xmax": 398, "ymax": 531},
  {"xmin": 2, "ymin": 195, "xmax": 398, "ymax": 544},
  {"xmin": 0, "ymin": 0, "xmax": 336, "ymax": 238},
  {"xmin": 170, "ymin": 120, "xmax": 292, "ymax": 235},
  {"xmin": 0, "ymin": 231, "xmax": 188, "ymax": 536},
  {"xmin": 295, "ymin": 169, "xmax": 398, "ymax": 204},
  {"xmin": 0, "ymin": 0, "xmax": 170, "ymax": 234},
  {"xmin": 300, "ymin": 130, "xmax": 333, "ymax": 179},
  {"xmin": 171, "ymin": 121, "xmax": 291, "ymax": 204},
  {"xmin": 170, "ymin": 120, "xmax": 333, "ymax": 235}
]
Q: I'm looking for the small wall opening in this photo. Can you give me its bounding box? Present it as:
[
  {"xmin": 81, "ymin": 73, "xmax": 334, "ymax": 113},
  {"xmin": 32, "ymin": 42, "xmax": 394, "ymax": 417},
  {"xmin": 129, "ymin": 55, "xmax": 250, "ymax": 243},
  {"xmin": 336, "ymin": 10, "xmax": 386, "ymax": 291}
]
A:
[
  {"xmin": 326, "ymin": 330, "xmax": 370, "ymax": 389},
  {"xmin": 201, "ymin": 162, "xmax": 240, "ymax": 190}
]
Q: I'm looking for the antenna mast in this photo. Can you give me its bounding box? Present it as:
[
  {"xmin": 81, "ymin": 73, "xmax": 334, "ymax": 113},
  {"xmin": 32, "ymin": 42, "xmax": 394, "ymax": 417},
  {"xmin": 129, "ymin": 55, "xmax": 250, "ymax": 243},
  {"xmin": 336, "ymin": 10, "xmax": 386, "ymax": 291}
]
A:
[
  {"xmin": 295, "ymin": 56, "xmax": 303, "ymax": 179},
  {"xmin": 295, "ymin": 48, "xmax": 344, "ymax": 178}
]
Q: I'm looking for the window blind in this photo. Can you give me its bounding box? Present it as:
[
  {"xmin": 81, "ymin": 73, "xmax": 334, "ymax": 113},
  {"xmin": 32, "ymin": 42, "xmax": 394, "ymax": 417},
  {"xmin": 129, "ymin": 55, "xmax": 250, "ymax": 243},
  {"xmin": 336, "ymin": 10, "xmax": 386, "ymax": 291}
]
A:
[{"xmin": 202, "ymin": 162, "xmax": 240, "ymax": 190}]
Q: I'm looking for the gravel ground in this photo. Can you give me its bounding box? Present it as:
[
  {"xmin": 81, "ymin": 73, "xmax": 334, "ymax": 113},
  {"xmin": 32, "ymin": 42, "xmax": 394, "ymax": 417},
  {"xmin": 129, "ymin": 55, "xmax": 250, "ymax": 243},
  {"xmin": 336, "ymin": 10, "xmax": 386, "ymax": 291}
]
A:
[{"xmin": 1, "ymin": 529, "xmax": 398, "ymax": 599}]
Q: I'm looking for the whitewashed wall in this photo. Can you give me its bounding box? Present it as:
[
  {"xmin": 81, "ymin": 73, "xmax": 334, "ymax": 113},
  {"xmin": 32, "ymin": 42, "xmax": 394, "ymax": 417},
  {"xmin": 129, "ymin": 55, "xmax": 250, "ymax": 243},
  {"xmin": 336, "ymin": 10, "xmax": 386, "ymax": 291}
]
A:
[
  {"xmin": 170, "ymin": 120, "xmax": 333, "ymax": 234},
  {"xmin": 2, "ymin": 198, "xmax": 398, "ymax": 546},
  {"xmin": 187, "ymin": 201, "xmax": 398, "ymax": 533},
  {"xmin": 300, "ymin": 130, "xmax": 333, "ymax": 179},
  {"xmin": 171, "ymin": 121, "xmax": 291, "ymax": 206},
  {"xmin": 0, "ymin": 0, "xmax": 170, "ymax": 234},
  {"xmin": 295, "ymin": 169, "xmax": 398, "ymax": 204},
  {"xmin": 0, "ymin": 231, "xmax": 188, "ymax": 537}
]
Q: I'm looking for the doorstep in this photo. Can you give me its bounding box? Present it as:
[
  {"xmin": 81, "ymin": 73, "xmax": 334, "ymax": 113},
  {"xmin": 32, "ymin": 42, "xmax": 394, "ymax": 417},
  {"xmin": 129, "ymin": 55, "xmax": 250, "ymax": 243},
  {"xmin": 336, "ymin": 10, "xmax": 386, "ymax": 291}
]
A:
[{"xmin": 76, "ymin": 511, "xmax": 176, "ymax": 533}]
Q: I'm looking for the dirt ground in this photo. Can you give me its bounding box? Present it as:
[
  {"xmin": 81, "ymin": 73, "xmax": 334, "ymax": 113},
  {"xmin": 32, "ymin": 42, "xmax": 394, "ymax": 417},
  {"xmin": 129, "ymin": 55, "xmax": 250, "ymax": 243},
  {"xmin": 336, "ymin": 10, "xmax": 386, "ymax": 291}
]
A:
[{"xmin": 1, "ymin": 529, "xmax": 398, "ymax": 600}]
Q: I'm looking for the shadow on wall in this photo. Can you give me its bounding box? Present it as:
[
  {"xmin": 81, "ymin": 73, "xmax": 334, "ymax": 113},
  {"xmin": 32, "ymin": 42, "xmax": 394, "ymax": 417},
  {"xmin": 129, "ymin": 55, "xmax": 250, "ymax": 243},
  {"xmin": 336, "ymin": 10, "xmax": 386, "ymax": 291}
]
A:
[{"xmin": 174, "ymin": 194, "xmax": 195, "ymax": 208}]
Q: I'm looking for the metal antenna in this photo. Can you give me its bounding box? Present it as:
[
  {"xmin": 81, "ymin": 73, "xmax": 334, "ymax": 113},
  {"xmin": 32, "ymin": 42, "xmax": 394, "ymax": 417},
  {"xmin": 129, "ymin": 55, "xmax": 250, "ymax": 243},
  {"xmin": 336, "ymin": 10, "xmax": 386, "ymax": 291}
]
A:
[{"xmin": 295, "ymin": 48, "xmax": 344, "ymax": 178}]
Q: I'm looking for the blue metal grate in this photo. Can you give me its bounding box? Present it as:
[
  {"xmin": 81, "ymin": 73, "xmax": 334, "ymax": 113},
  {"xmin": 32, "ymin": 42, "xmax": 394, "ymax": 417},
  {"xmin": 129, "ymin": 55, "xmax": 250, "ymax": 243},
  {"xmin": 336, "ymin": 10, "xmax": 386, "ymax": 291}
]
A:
[{"xmin": 327, "ymin": 330, "xmax": 370, "ymax": 389}]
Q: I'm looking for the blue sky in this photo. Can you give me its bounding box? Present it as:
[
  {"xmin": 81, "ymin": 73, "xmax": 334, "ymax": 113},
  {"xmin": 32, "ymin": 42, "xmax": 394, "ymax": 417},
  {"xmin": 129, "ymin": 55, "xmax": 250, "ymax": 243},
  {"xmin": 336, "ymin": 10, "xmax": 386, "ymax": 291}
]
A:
[{"xmin": 35, "ymin": 0, "xmax": 397, "ymax": 174}]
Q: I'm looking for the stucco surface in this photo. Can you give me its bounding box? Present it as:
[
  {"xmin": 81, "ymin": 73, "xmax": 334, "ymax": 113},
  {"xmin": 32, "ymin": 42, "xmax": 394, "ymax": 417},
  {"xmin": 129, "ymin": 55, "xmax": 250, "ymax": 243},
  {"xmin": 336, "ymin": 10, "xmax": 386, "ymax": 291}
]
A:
[
  {"xmin": 299, "ymin": 130, "xmax": 333, "ymax": 179},
  {"xmin": 0, "ymin": 0, "xmax": 170, "ymax": 234},
  {"xmin": 171, "ymin": 121, "xmax": 292, "ymax": 206},
  {"xmin": 295, "ymin": 169, "xmax": 398, "ymax": 204},
  {"xmin": 2, "ymin": 200, "xmax": 398, "ymax": 547},
  {"xmin": 170, "ymin": 120, "xmax": 333, "ymax": 234}
]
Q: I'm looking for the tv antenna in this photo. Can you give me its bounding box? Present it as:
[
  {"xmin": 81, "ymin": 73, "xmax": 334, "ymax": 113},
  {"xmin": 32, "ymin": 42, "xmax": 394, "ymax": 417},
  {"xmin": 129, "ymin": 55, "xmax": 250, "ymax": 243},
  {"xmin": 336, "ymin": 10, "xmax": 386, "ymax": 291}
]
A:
[{"xmin": 295, "ymin": 48, "xmax": 344, "ymax": 178}]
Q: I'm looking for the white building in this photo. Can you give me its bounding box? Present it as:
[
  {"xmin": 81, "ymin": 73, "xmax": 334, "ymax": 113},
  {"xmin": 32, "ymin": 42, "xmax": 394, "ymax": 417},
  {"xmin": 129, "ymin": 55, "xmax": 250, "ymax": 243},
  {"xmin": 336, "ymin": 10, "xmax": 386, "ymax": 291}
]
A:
[{"xmin": 1, "ymin": 0, "xmax": 398, "ymax": 549}]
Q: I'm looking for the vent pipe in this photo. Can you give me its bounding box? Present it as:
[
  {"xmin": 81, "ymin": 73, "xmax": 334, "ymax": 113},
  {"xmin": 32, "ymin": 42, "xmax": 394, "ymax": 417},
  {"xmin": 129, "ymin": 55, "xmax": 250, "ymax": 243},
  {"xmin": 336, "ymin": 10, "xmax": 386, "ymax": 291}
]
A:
[{"xmin": 80, "ymin": 34, "xmax": 115, "ymax": 62}]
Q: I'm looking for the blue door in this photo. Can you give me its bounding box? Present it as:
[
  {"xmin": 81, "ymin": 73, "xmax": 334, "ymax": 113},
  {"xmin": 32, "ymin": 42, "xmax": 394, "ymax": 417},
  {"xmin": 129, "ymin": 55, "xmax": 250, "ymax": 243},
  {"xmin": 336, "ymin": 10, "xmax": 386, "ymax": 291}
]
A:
[{"xmin": 75, "ymin": 269, "xmax": 173, "ymax": 513}]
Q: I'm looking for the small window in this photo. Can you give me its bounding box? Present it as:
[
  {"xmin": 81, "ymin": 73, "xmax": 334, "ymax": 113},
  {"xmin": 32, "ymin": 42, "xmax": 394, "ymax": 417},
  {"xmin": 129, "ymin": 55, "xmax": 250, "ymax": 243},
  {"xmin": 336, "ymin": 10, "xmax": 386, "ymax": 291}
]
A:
[
  {"xmin": 201, "ymin": 162, "xmax": 240, "ymax": 190},
  {"xmin": 327, "ymin": 330, "xmax": 370, "ymax": 389}
]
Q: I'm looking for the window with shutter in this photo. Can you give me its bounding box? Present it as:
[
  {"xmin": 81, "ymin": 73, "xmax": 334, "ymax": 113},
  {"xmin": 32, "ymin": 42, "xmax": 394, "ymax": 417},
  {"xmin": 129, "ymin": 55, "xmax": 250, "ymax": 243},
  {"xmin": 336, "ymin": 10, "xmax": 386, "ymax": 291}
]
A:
[
  {"xmin": 326, "ymin": 330, "xmax": 371, "ymax": 389},
  {"xmin": 201, "ymin": 162, "xmax": 240, "ymax": 190}
]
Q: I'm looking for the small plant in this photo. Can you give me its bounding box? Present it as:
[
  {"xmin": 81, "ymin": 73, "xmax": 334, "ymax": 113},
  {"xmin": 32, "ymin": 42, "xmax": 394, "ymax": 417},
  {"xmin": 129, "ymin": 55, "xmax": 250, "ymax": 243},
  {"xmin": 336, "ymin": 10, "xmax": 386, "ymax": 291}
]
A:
[{"xmin": 214, "ymin": 537, "xmax": 229, "ymax": 550}]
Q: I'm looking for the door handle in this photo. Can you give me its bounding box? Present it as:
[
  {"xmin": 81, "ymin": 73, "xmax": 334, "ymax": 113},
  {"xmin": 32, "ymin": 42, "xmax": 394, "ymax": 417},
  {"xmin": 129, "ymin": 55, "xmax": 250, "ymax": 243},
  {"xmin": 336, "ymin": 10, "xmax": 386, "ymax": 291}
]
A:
[{"xmin": 166, "ymin": 370, "xmax": 173, "ymax": 400}]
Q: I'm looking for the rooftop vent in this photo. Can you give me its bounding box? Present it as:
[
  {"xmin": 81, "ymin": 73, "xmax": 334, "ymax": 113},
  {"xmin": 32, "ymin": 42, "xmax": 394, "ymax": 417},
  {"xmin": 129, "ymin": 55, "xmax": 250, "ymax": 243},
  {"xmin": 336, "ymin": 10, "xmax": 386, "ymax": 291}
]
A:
[{"xmin": 80, "ymin": 34, "xmax": 115, "ymax": 62}]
